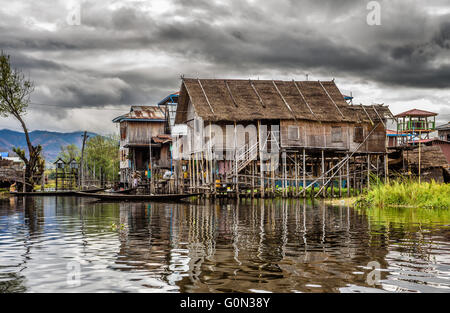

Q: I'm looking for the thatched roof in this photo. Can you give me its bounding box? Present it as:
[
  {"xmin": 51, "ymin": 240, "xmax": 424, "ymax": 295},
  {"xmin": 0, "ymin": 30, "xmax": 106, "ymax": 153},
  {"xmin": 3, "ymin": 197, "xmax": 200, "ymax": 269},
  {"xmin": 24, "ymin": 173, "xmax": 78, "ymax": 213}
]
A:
[{"xmin": 175, "ymin": 78, "xmax": 391, "ymax": 124}]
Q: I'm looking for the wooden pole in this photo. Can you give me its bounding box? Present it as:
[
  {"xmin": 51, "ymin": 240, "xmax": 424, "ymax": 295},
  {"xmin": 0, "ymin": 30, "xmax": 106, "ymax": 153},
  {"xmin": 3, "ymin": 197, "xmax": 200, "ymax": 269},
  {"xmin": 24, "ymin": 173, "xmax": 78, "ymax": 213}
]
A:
[
  {"xmin": 339, "ymin": 157, "xmax": 342, "ymax": 198},
  {"xmin": 282, "ymin": 151, "xmax": 287, "ymax": 197},
  {"xmin": 384, "ymin": 153, "xmax": 388, "ymax": 184},
  {"xmin": 367, "ymin": 154, "xmax": 370, "ymax": 190},
  {"xmin": 79, "ymin": 131, "xmax": 88, "ymax": 190},
  {"xmin": 258, "ymin": 120, "xmax": 265, "ymax": 198},
  {"xmin": 346, "ymin": 153, "xmax": 350, "ymax": 197},
  {"xmin": 294, "ymin": 153, "xmax": 298, "ymax": 196},
  {"xmin": 321, "ymin": 150, "xmax": 325, "ymax": 198},
  {"xmin": 330, "ymin": 159, "xmax": 335, "ymax": 198},
  {"xmin": 303, "ymin": 148, "xmax": 306, "ymax": 197},
  {"xmin": 209, "ymin": 121, "xmax": 213, "ymax": 195},
  {"xmin": 234, "ymin": 121, "xmax": 239, "ymax": 197},
  {"xmin": 251, "ymin": 161, "xmax": 255, "ymax": 198},
  {"xmin": 418, "ymin": 130, "xmax": 421, "ymax": 183}
]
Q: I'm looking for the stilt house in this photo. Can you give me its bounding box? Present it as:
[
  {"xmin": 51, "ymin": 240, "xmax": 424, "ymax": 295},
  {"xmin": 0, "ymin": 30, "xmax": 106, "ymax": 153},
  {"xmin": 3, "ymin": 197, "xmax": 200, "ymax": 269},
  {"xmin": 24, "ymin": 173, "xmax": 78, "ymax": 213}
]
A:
[{"xmin": 173, "ymin": 78, "xmax": 393, "ymax": 198}]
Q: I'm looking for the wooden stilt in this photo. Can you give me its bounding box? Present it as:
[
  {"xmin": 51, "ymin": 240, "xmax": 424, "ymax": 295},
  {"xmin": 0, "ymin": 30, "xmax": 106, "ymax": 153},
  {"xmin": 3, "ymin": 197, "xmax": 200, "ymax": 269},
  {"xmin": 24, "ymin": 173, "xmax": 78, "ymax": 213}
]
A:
[
  {"xmin": 282, "ymin": 151, "xmax": 287, "ymax": 198},
  {"xmin": 295, "ymin": 153, "xmax": 298, "ymax": 196},
  {"xmin": 321, "ymin": 150, "xmax": 325, "ymax": 198},
  {"xmin": 367, "ymin": 154, "xmax": 370, "ymax": 190},
  {"xmin": 258, "ymin": 121, "xmax": 265, "ymax": 198},
  {"xmin": 339, "ymin": 158, "xmax": 342, "ymax": 198},
  {"xmin": 234, "ymin": 121, "xmax": 239, "ymax": 197},
  {"xmin": 330, "ymin": 158, "xmax": 335, "ymax": 198},
  {"xmin": 303, "ymin": 148, "xmax": 306, "ymax": 197},
  {"xmin": 346, "ymin": 153, "xmax": 350, "ymax": 197}
]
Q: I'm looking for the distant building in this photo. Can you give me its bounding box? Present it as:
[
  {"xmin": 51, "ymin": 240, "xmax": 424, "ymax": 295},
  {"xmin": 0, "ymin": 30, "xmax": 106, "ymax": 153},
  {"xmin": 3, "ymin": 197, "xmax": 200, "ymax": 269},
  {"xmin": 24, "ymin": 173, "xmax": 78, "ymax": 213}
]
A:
[
  {"xmin": 386, "ymin": 129, "xmax": 408, "ymax": 147},
  {"xmin": 436, "ymin": 122, "xmax": 450, "ymax": 142},
  {"xmin": 395, "ymin": 108, "xmax": 437, "ymax": 145},
  {"xmin": 113, "ymin": 104, "xmax": 172, "ymax": 186}
]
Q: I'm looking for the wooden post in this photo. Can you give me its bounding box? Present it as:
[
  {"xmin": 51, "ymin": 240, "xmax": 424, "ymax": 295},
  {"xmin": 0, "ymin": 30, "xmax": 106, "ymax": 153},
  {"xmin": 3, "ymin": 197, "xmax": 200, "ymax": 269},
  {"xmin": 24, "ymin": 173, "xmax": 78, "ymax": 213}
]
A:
[
  {"xmin": 294, "ymin": 153, "xmax": 298, "ymax": 196},
  {"xmin": 359, "ymin": 157, "xmax": 363, "ymax": 194},
  {"xmin": 384, "ymin": 153, "xmax": 388, "ymax": 184},
  {"xmin": 418, "ymin": 130, "xmax": 422, "ymax": 183},
  {"xmin": 251, "ymin": 161, "xmax": 255, "ymax": 198},
  {"xmin": 353, "ymin": 156, "xmax": 357, "ymax": 196},
  {"xmin": 330, "ymin": 158, "xmax": 335, "ymax": 198},
  {"xmin": 234, "ymin": 121, "xmax": 239, "ymax": 197},
  {"xmin": 346, "ymin": 153, "xmax": 350, "ymax": 197},
  {"xmin": 282, "ymin": 151, "xmax": 287, "ymax": 197},
  {"xmin": 367, "ymin": 154, "xmax": 370, "ymax": 190},
  {"xmin": 79, "ymin": 131, "xmax": 88, "ymax": 190},
  {"xmin": 321, "ymin": 150, "xmax": 325, "ymax": 198},
  {"xmin": 339, "ymin": 157, "xmax": 342, "ymax": 198},
  {"xmin": 196, "ymin": 153, "xmax": 200, "ymax": 193},
  {"xmin": 303, "ymin": 148, "xmax": 306, "ymax": 197},
  {"xmin": 258, "ymin": 120, "xmax": 265, "ymax": 198},
  {"xmin": 376, "ymin": 155, "xmax": 379, "ymax": 178}
]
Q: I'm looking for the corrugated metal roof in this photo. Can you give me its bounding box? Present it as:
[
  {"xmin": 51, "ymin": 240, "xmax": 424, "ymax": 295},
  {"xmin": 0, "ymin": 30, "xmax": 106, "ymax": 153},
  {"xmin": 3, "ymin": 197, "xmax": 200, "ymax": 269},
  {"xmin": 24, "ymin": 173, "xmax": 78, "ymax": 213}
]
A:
[
  {"xmin": 436, "ymin": 122, "xmax": 450, "ymax": 131},
  {"xmin": 113, "ymin": 106, "xmax": 166, "ymax": 123}
]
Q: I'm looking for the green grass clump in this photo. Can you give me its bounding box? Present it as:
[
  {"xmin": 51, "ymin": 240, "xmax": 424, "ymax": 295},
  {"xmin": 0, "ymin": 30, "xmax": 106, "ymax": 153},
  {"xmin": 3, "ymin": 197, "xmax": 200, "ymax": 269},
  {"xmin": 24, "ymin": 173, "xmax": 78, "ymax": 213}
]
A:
[{"xmin": 357, "ymin": 178, "xmax": 450, "ymax": 209}]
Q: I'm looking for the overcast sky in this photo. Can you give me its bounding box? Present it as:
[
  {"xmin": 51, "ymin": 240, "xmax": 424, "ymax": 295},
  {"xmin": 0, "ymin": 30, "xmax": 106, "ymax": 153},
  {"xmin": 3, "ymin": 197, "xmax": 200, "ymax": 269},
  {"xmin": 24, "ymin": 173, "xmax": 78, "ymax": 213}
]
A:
[{"xmin": 1, "ymin": 0, "xmax": 449, "ymax": 134}]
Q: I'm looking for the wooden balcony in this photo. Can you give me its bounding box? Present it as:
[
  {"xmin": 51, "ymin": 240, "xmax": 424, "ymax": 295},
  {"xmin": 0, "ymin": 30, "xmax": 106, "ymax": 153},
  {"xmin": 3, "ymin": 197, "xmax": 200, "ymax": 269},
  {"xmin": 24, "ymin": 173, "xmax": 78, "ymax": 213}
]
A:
[{"xmin": 397, "ymin": 120, "xmax": 435, "ymax": 133}]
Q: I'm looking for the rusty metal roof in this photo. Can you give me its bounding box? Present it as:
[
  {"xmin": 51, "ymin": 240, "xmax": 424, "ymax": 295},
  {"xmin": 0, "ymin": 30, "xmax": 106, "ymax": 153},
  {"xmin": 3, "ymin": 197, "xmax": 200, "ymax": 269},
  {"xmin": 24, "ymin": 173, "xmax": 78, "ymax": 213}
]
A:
[{"xmin": 113, "ymin": 106, "xmax": 166, "ymax": 123}]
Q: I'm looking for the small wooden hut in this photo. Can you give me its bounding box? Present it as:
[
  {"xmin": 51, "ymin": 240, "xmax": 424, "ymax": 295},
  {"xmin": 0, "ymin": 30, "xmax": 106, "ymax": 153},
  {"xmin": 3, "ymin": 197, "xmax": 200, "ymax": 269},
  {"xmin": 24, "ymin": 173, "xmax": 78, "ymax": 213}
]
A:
[{"xmin": 113, "ymin": 105, "xmax": 172, "ymax": 187}]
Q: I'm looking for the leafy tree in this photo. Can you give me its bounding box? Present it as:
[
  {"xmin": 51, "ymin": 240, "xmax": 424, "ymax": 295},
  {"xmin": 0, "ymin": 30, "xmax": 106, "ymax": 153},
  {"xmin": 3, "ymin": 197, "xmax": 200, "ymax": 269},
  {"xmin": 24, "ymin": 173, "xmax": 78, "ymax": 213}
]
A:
[
  {"xmin": 84, "ymin": 135, "xmax": 119, "ymax": 182},
  {"xmin": 0, "ymin": 52, "xmax": 43, "ymax": 191},
  {"xmin": 58, "ymin": 144, "xmax": 81, "ymax": 163}
]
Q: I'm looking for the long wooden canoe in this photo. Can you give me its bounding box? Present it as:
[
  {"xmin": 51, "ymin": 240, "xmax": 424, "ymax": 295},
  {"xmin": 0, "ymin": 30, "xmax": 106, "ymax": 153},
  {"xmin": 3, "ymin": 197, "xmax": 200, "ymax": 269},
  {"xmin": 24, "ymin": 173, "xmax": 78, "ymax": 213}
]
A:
[
  {"xmin": 105, "ymin": 188, "xmax": 136, "ymax": 194},
  {"xmin": 80, "ymin": 188, "xmax": 107, "ymax": 193},
  {"xmin": 10, "ymin": 188, "xmax": 106, "ymax": 196},
  {"xmin": 75, "ymin": 191, "xmax": 200, "ymax": 201},
  {"xmin": 10, "ymin": 191, "xmax": 76, "ymax": 196}
]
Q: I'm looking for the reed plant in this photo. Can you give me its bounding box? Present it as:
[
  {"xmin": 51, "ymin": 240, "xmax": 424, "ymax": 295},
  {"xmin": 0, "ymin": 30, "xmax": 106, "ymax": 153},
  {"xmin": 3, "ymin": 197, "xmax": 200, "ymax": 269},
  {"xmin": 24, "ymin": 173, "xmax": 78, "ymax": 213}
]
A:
[{"xmin": 357, "ymin": 177, "xmax": 450, "ymax": 209}]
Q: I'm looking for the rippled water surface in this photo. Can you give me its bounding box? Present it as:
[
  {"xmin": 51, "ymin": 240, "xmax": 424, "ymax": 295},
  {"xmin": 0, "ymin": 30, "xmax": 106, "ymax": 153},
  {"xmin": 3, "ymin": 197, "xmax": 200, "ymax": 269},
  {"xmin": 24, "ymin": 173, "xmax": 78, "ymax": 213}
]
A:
[{"xmin": 0, "ymin": 196, "xmax": 449, "ymax": 293}]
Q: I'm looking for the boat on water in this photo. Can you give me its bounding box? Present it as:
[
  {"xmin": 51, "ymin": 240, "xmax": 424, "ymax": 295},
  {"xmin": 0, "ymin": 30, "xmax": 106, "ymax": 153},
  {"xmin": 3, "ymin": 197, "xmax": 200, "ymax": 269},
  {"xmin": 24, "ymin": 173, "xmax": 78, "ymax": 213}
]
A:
[
  {"xmin": 75, "ymin": 191, "xmax": 200, "ymax": 201},
  {"xmin": 10, "ymin": 191, "xmax": 76, "ymax": 196},
  {"xmin": 80, "ymin": 188, "xmax": 107, "ymax": 193},
  {"xmin": 104, "ymin": 188, "xmax": 136, "ymax": 194},
  {"xmin": 10, "ymin": 188, "xmax": 106, "ymax": 196}
]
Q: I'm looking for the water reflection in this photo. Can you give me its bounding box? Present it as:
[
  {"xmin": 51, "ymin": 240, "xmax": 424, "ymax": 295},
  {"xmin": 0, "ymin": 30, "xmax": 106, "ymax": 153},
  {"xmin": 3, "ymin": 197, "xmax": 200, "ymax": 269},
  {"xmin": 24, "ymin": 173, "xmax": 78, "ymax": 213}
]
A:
[{"xmin": 0, "ymin": 196, "xmax": 449, "ymax": 293}]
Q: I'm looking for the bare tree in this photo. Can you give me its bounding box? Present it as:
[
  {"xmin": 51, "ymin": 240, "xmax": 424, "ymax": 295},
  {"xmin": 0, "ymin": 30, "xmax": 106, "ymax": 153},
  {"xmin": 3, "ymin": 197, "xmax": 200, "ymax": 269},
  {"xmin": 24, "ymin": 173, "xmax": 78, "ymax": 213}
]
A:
[{"xmin": 0, "ymin": 52, "xmax": 44, "ymax": 191}]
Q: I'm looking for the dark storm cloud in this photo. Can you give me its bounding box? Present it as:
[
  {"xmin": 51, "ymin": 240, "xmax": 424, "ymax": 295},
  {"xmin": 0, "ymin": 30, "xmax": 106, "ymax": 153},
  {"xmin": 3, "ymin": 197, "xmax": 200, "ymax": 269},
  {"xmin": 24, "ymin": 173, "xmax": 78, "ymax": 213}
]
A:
[{"xmin": 0, "ymin": 0, "xmax": 449, "ymax": 118}]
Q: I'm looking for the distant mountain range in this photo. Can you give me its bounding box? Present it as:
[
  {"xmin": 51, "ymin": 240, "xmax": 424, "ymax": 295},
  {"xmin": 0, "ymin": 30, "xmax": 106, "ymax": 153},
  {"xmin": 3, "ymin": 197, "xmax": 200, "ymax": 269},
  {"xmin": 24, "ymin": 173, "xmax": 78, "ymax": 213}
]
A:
[{"xmin": 0, "ymin": 129, "xmax": 98, "ymax": 162}]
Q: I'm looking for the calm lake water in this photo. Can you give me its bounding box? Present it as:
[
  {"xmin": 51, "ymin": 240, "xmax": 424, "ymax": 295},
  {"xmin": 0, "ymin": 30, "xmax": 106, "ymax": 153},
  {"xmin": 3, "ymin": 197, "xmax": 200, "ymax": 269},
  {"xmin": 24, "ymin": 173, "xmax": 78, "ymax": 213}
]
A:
[{"xmin": 0, "ymin": 196, "xmax": 449, "ymax": 293}]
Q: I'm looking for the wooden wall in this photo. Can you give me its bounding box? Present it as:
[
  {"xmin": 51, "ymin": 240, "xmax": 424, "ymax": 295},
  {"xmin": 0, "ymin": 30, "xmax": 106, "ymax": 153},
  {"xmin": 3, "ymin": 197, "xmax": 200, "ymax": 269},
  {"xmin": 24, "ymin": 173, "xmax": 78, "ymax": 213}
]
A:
[
  {"xmin": 280, "ymin": 120, "xmax": 386, "ymax": 153},
  {"xmin": 125, "ymin": 121, "xmax": 165, "ymax": 145}
]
